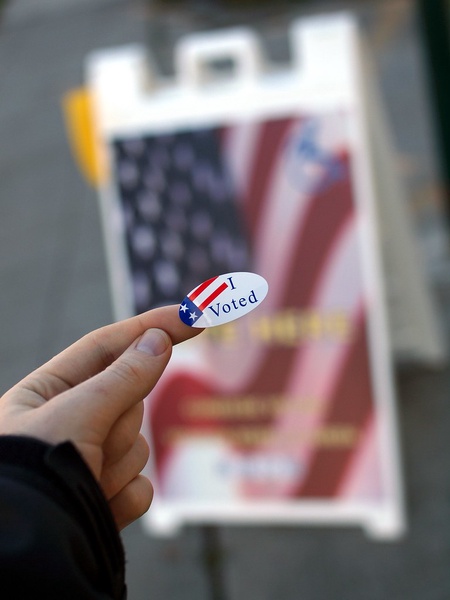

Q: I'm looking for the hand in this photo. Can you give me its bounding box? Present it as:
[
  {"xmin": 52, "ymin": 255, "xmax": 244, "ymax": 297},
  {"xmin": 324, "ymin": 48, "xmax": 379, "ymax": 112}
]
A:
[{"xmin": 0, "ymin": 305, "xmax": 202, "ymax": 530}]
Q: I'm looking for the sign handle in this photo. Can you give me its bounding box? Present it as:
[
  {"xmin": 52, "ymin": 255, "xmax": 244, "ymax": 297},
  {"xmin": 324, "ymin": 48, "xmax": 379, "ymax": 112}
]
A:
[{"xmin": 175, "ymin": 27, "xmax": 262, "ymax": 90}]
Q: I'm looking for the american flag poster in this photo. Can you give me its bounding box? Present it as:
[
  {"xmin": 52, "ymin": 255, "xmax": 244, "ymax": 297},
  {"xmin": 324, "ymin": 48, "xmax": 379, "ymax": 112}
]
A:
[{"xmin": 109, "ymin": 109, "xmax": 404, "ymax": 537}]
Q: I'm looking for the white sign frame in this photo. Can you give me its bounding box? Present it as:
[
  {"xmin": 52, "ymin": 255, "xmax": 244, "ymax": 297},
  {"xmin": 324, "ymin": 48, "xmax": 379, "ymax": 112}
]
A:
[{"xmin": 87, "ymin": 13, "xmax": 406, "ymax": 539}]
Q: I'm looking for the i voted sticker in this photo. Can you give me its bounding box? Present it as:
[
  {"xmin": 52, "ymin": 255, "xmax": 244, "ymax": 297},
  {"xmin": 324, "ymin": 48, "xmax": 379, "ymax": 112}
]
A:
[{"xmin": 179, "ymin": 272, "xmax": 268, "ymax": 328}]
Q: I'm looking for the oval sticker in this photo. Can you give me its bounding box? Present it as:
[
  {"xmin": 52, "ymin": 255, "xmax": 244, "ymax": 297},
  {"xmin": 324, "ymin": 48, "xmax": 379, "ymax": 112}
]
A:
[{"xmin": 179, "ymin": 272, "xmax": 269, "ymax": 328}]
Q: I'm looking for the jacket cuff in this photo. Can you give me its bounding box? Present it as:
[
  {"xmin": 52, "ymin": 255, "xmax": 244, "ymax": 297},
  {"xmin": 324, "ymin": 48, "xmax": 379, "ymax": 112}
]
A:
[{"xmin": 0, "ymin": 435, "xmax": 126, "ymax": 598}]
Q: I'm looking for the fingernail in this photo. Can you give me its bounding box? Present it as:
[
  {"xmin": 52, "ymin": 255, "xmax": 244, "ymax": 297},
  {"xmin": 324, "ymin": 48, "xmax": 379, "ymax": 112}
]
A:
[{"xmin": 136, "ymin": 329, "xmax": 170, "ymax": 356}]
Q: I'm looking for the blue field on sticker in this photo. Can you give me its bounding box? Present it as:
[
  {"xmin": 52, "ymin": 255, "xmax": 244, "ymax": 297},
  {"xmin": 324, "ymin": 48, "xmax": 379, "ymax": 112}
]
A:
[{"xmin": 179, "ymin": 297, "xmax": 202, "ymax": 326}]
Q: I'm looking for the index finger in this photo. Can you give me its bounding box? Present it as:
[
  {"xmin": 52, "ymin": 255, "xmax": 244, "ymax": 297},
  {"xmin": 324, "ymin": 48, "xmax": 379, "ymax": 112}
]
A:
[{"xmin": 23, "ymin": 305, "xmax": 203, "ymax": 394}]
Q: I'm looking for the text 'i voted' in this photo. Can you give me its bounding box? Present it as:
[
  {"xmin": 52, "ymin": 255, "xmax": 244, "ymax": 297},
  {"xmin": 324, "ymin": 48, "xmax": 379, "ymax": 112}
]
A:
[{"xmin": 179, "ymin": 272, "xmax": 269, "ymax": 328}]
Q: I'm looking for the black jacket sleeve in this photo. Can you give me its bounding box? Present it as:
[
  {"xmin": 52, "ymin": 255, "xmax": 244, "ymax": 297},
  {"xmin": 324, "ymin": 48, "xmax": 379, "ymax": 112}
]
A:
[{"xmin": 0, "ymin": 436, "xmax": 126, "ymax": 600}]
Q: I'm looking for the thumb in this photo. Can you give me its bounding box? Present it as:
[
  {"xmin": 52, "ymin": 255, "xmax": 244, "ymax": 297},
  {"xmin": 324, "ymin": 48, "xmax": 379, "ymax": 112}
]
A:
[{"xmin": 60, "ymin": 328, "xmax": 172, "ymax": 428}]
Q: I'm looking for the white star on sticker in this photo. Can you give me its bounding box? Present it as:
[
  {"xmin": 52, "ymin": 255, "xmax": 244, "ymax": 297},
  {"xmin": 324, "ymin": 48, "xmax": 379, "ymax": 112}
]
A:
[
  {"xmin": 180, "ymin": 303, "xmax": 188, "ymax": 313},
  {"xmin": 189, "ymin": 311, "xmax": 198, "ymax": 321}
]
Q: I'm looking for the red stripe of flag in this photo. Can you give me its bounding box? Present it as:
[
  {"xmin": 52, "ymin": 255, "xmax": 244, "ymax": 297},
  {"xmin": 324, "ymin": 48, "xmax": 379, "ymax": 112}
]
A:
[
  {"xmin": 198, "ymin": 282, "xmax": 228, "ymax": 311},
  {"xmin": 188, "ymin": 276, "xmax": 219, "ymax": 302},
  {"xmin": 243, "ymin": 118, "xmax": 294, "ymax": 239}
]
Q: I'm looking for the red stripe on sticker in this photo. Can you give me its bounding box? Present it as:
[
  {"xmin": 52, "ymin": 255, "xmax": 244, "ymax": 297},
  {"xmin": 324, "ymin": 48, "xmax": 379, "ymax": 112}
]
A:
[
  {"xmin": 188, "ymin": 276, "xmax": 219, "ymax": 302},
  {"xmin": 198, "ymin": 281, "xmax": 228, "ymax": 311}
]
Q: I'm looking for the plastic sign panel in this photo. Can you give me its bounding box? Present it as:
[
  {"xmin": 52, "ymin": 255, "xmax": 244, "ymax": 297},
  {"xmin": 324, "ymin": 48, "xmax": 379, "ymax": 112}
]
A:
[{"xmin": 87, "ymin": 14, "xmax": 405, "ymax": 538}]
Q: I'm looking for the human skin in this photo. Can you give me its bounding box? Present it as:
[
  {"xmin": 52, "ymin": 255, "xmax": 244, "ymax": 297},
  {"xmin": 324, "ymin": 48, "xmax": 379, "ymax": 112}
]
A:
[{"xmin": 0, "ymin": 305, "xmax": 203, "ymax": 530}]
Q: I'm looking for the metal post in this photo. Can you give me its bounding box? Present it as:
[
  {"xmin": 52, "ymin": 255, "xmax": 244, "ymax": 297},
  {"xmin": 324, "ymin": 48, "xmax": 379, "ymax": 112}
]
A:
[
  {"xmin": 201, "ymin": 525, "xmax": 227, "ymax": 600},
  {"xmin": 417, "ymin": 0, "xmax": 450, "ymax": 224}
]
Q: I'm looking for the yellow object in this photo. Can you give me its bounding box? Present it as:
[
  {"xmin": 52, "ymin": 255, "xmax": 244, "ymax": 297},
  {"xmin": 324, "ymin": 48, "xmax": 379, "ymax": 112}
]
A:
[{"xmin": 62, "ymin": 87, "xmax": 108, "ymax": 186}]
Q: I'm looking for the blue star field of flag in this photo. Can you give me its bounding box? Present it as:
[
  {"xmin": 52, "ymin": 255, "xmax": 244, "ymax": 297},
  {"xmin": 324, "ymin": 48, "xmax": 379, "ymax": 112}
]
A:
[{"xmin": 112, "ymin": 127, "xmax": 251, "ymax": 313}]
